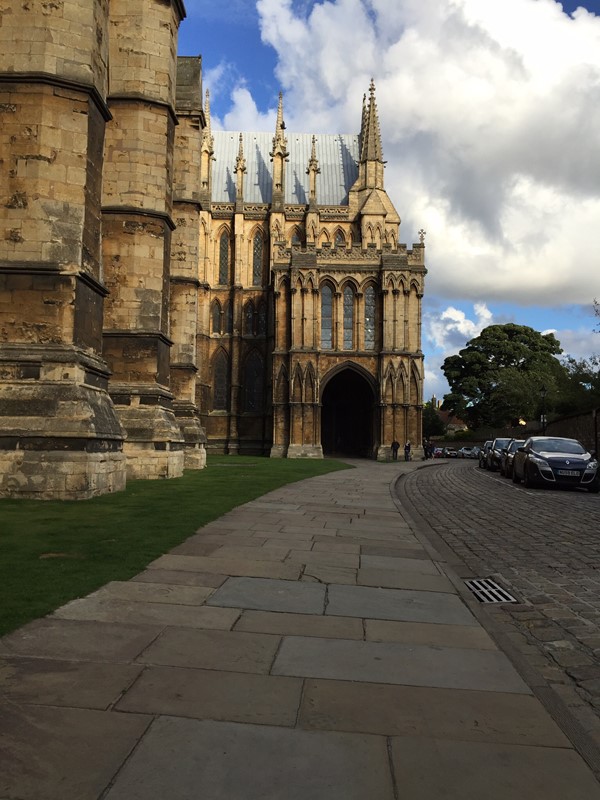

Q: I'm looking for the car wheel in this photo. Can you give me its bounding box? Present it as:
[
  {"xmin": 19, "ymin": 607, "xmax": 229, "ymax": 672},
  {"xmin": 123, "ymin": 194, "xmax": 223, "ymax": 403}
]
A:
[
  {"xmin": 506, "ymin": 465, "xmax": 512, "ymax": 479},
  {"xmin": 499, "ymin": 464, "xmax": 505, "ymax": 476},
  {"xmin": 512, "ymin": 467, "xmax": 520, "ymax": 483}
]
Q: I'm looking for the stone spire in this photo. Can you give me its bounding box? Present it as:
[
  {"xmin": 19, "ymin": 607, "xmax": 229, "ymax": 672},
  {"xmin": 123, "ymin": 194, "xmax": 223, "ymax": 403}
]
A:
[
  {"xmin": 359, "ymin": 93, "xmax": 367, "ymax": 154},
  {"xmin": 234, "ymin": 133, "xmax": 246, "ymax": 206},
  {"xmin": 200, "ymin": 89, "xmax": 214, "ymax": 200},
  {"xmin": 360, "ymin": 79, "xmax": 384, "ymax": 179},
  {"xmin": 306, "ymin": 135, "xmax": 320, "ymax": 206},
  {"xmin": 270, "ymin": 92, "xmax": 289, "ymax": 208}
]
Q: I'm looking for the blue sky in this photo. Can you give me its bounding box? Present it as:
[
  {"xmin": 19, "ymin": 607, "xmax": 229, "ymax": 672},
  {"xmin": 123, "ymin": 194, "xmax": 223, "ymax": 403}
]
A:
[{"xmin": 178, "ymin": 1, "xmax": 600, "ymax": 400}]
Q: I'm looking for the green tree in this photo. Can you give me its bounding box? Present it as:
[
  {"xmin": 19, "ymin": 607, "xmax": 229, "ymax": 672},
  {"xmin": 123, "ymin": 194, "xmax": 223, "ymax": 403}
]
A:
[
  {"xmin": 423, "ymin": 401, "xmax": 446, "ymax": 438},
  {"xmin": 555, "ymin": 356, "xmax": 600, "ymax": 416},
  {"xmin": 441, "ymin": 324, "xmax": 566, "ymax": 428}
]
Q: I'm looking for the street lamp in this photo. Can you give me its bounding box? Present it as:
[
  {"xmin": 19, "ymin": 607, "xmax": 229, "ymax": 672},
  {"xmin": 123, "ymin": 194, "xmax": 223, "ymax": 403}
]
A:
[{"xmin": 540, "ymin": 385, "xmax": 547, "ymax": 435}]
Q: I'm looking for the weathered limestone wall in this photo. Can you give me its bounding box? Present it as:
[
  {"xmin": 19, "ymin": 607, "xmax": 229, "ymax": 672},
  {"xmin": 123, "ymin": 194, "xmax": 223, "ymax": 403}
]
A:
[
  {"xmin": 102, "ymin": 0, "xmax": 186, "ymax": 480},
  {"xmin": 170, "ymin": 56, "xmax": 207, "ymax": 469},
  {"xmin": 0, "ymin": 0, "xmax": 126, "ymax": 499}
]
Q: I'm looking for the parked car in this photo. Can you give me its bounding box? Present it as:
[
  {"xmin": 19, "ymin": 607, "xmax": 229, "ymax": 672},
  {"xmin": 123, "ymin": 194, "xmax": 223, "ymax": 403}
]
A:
[
  {"xmin": 433, "ymin": 447, "xmax": 444, "ymax": 458},
  {"xmin": 479, "ymin": 441, "xmax": 492, "ymax": 469},
  {"xmin": 471, "ymin": 446, "xmax": 482, "ymax": 460},
  {"xmin": 443, "ymin": 447, "xmax": 458, "ymax": 458},
  {"xmin": 512, "ymin": 436, "xmax": 599, "ymax": 492},
  {"xmin": 486, "ymin": 437, "xmax": 513, "ymax": 472},
  {"xmin": 458, "ymin": 446, "xmax": 473, "ymax": 458},
  {"xmin": 500, "ymin": 438, "xmax": 525, "ymax": 478}
]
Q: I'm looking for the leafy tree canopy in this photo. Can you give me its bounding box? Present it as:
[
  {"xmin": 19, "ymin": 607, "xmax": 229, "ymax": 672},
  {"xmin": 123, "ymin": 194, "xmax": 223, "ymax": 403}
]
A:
[
  {"xmin": 555, "ymin": 355, "xmax": 600, "ymax": 416},
  {"xmin": 423, "ymin": 401, "xmax": 446, "ymax": 438},
  {"xmin": 441, "ymin": 323, "xmax": 565, "ymax": 428}
]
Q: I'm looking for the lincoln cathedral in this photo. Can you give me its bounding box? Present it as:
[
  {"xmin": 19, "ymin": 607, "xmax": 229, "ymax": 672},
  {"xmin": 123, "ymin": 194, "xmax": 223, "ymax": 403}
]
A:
[{"xmin": 0, "ymin": 0, "xmax": 426, "ymax": 499}]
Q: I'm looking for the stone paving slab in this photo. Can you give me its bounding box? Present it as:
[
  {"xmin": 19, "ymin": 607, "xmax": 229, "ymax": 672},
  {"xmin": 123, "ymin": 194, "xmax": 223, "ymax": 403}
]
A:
[
  {"xmin": 286, "ymin": 550, "xmax": 360, "ymax": 568},
  {"xmin": 1, "ymin": 619, "xmax": 163, "ymax": 662},
  {"xmin": 131, "ymin": 569, "xmax": 228, "ymax": 587},
  {"xmin": 272, "ymin": 636, "xmax": 530, "ymax": 693},
  {"xmin": 299, "ymin": 678, "xmax": 569, "ymax": 746},
  {"xmin": 207, "ymin": 576, "xmax": 326, "ymax": 614},
  {"xmin": 88, "ymin": 580, "xmax": 216, "ymax": 605},
  {"xmin": 364, "ymin": 618, "xmax": 498, "ymax": 649},
  {"xmin": 326, "ymin": 584, "xmax": 478, "ymax": 625},
  {"xmin": 0, "ymin": 703, "xmax": 149, "ymax": 800},
  {"xmin": 52, "ymin": 597, "xmax": 240, "ymax": 630},
  {"xmin": 0, "ymin": 656, "xmax": 143, "ymax": 710},
  {"xmin": 360, "ymin": 554, "xmax": 440, "ymax": 574},
  {"xmin": 103, "ymin": 718, "xmax": 395, "ymax": 800},
  {"xmin": 389, "ymin": 736, "xmax": 600, "ymax": 799},
  {"xmin": 301, "ymin": 565, "xmax": 357, "ymax": 584},
  {"xmin": 360, "ymin": 544, "xmax": 429, "ymax": 558},
  {"xmin": 312, "ymin": 541, "xmax": 361, "ymax": 554},
  {"xmin": 137, "ymin": 627, "xmax": 280, "ymax": 673},
  {"xmin": 116, "ymin": 667, "xmax": 303, "ymax": 726},
  {"xmin": 148, "ymin": 554, "xmax": 301, "ymax": 580},
  {"xmin": 357, "ymin": 568, "xmax": 455, "ymax": 592},
  {"xmin": 208, "ymin": 545, "xmax": 291, "ymax": 562},
  {"xmin": 234, "ymin": 610, "xmax": 364, "ymax": 639}
]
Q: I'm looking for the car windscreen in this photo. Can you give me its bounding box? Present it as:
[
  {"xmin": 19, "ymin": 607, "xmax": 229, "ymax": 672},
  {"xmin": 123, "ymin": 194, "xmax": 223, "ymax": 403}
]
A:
[
  {"xmin": 494, "ymin": 439, "xmax": 511, "ymax": 449},
  {"xmin": 508, "ymin": 440, "xmax": 525, "ymax": 453},
  {"xmin": 532, "ymin": 438, "xmax": 586, "ymax": 455}
]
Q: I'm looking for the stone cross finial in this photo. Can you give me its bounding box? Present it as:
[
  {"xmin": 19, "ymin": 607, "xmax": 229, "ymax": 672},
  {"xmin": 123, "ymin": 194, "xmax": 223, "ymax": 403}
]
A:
[{"xmin": 418, "ymin": 228, "xmax": 426, "ymax": 243}]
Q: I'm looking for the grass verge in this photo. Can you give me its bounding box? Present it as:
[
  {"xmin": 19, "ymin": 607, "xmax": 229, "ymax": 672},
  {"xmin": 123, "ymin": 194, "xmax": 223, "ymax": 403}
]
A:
[{"xmin": 0, "ymin": 455, "xmax": 351, "ymax": 637}]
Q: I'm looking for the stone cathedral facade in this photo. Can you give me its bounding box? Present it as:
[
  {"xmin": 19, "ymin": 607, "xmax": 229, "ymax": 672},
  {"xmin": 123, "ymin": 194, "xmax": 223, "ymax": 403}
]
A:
[{"xmin": 0, "ymin": 0, "xmax": 425, "ymax": 500}]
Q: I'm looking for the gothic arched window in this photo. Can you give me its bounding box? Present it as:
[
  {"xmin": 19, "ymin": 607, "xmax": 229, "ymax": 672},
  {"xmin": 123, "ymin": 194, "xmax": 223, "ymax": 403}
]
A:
[
  {"xmin": 244, "ymin": 301, "xmax": 255, "ymax": 336},
  {"xmin": 335, "ymin": 230, "xmax": 345, "ymax": 248},
  {"xmin": 219, "ymin": 231, "xmax": 229, "ymax": 284},
  {"xmin": 321, "ymin": 285, "xmax": 333, "ymax": 349},
  {"xmin": 252, "ymin": 233, "xmax": 263, "ymax": 286},
  {"xmin": 213, "ymin": 351, "xmax": 229, "ymax": 410},
  {"xmin": 211, "ymin": 300, "xmax": 222, "ymax": 335},
  {"xmin": 224, "ymin": 299, "xmax": 233, "ymax": 334},
  {"xmin": 243, "ymin": 352, "xmax": 263, "ymax": 412},
  {"xmin": 343, "ymin": 285, "xmax": 354, "ymax": 350},
  {"xmin": 257, "ymin": 300, "xmax": 267, "ymax": 335},
  {"xmin": 364, "ymin": 285, "xmax": 376, "ymax": 350}
]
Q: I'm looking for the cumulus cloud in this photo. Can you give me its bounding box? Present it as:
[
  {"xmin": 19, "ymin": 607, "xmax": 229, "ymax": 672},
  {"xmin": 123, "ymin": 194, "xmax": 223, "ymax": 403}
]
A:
[{"xmin": 216, "ymin": 0, "xmax": 600, "ymax": 308}]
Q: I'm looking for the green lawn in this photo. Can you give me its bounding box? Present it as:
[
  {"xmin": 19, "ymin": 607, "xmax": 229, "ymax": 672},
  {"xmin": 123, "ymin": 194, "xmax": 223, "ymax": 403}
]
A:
[{"xmin": 0, "ymin": 456, "xmax": 351, "ymax": 637}]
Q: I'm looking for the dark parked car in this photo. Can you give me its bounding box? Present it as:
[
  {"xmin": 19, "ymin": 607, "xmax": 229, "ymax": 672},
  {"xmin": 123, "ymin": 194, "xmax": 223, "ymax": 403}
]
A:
[
  {"xmin": 512, "ymin": 436, "xmax": 599, "ymax": 492},
  {"xmin": 486, "ymin": 437, "xmax": 512, "ymax": 471},
  {"xmin": 499, "ymin": 438, "xmax": 525, "ymax": 478},
  {"xmin": 479, "ymin": 441, "xmax": 492, "ymax": 469}
]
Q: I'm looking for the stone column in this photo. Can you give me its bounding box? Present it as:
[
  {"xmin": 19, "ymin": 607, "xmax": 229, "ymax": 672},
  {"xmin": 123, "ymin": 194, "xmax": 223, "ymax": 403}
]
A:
[
  {"xmin": 170, "ymin": 56, "xmax": 206, "ymax": 469},
  {"xmin": 0, "ymin": 0, "xmax": 126, "ymax": 499},
  {"xmin": 101, "ymin": 0, "xmax": 186, "ymax": 480}
]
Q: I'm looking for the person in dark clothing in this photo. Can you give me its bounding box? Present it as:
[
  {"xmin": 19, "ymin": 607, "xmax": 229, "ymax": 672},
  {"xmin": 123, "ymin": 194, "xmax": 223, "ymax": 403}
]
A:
[
  {"xmin": 391, "ymin": 440, "xmax": 400, "ymax": 461},
  {"xmin": 404, "ymin": 441, "xmax": 411, "ymax": 461}
]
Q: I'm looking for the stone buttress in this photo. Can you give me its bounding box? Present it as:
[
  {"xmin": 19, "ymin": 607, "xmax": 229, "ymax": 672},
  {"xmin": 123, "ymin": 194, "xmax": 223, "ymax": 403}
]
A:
[{"xmin": 0, "ymin": 0, "xmax": 126, "ymax": 498}]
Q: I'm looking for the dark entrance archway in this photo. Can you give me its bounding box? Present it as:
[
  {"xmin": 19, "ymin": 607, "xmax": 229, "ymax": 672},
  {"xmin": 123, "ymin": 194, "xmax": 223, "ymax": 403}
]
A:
[{"xmin": 321, "ymin": 368, "xmax": 374, "ymax": 457}]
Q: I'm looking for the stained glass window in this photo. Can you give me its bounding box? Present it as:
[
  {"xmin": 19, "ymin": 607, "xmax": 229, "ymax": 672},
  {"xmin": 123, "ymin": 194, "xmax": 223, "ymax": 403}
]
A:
[
  {"xmin": 321, "ymin": 285, "xmax": 332, "ymax": 349},
  {"xmin": 364, "ymin": 286, "xmax": 376, "ymax": 349},
  {"xmin": 224, "ymin": 300, "xmax": 233, "ymax": 334},
  {"xmin": 244, "ymin": 301, "xmax": 255, "ymax": 335},
  {"xmin": 257, "ymin": 301, "xmax": 267, "ymax": 335},
  {"xmin": 343, "ymin": 285, "xmax": 354, "ymax": 350},
  {"xmin": 213, "ymin": 352, "xmax": 229, "ymax": 410},
  {"xmin": 252, "ymin": 233, "xmax": 263, "ymax": 286},
  {"xmin": 219, "ymin": 232, "xmax": 229, "ymax": 284},
  {"xmin": 211, "ymin": 300, "xmax": 221, "ymax": 334}
]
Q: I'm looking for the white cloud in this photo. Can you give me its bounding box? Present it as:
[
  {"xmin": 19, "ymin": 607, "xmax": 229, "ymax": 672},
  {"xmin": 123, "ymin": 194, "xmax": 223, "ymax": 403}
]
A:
[{"xmin": 243, "ymin": 0, "xmax": 600, "ymax": 308}]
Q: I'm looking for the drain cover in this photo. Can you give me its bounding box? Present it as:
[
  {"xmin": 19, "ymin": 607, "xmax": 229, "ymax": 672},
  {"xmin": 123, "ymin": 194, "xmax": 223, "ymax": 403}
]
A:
[{"xmin": 464, "ymin": 578, "xmax": 517, "ymax": 603}]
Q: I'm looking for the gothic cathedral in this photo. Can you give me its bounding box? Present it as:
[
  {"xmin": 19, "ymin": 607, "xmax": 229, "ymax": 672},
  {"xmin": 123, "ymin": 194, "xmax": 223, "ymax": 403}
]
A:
[
  {"xmin": 199, "ymin": 84, "xmax": 426, "ymax": 459},
  {"xmin": 0, "ymin": 2, "xmax": 425, "ymax": 499}
]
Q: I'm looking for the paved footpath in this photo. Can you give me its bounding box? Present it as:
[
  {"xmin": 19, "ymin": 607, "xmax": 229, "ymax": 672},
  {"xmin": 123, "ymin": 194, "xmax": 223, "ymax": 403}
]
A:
[{"xmin": 2, "ymin": 460, "xmax": 600, "ymax": 799}]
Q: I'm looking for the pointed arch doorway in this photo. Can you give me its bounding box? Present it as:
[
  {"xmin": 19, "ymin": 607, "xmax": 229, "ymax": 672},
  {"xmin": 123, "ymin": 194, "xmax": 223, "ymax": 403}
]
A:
[{"xmin": 321, "ymin": 368, "xmax": 375, "ymax": 458}]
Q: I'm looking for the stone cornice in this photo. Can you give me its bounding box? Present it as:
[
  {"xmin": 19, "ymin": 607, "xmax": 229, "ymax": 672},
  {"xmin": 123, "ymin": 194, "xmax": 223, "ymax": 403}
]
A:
[
  {"xmin": 107, "ymin": 93, "xmax": 178, "ymax": 126},
  {"xmin": 101, "ymin": 206, "xmax": 176, "ymax": 231},
  {"xmin": 0, "ymin": 72, "xmax": 111, "ymax": 121}
]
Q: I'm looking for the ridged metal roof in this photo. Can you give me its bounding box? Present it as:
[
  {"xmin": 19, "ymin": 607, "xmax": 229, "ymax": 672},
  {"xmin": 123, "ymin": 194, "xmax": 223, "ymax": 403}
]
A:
[{"xmin": 211, "ymin": 131, "xmax": 360, "ymax": 206}]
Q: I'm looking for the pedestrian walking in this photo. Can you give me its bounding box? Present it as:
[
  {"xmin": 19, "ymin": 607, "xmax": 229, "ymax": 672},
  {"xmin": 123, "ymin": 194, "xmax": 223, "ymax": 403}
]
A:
[
  {"xmin": 404, "ymin": 441, "xmax": 411, "ymax": 461},
  {"xmin": 391, "ymin": 440, "xmax": 400, "ymax": 461}
]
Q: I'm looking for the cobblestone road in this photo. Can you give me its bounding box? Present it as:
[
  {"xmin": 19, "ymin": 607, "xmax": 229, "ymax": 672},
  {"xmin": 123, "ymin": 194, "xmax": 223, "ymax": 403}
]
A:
[{"xmin": 401, "ymin": 460, "xmax": 600, "ymax": 735}]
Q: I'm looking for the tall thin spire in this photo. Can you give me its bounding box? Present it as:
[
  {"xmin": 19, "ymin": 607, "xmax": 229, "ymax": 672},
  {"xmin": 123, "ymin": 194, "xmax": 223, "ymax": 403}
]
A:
[
  {"xmin": 360, "ymin": 79, "xmax": 383, "ymax": 163},
  {"xmin": 306, "ymin": 135, "xmax": 320, "ymax": 205},
  {"xmin": 271, "ymin": 91, "xmax": 288, "ymax": 156},
  {"xmin": 270, "ymin": 91, "xmax": 289, "ymax": 204},
  {"xmin": 200, "ymin": 89, "xmax": 214, "ymax": 197}
]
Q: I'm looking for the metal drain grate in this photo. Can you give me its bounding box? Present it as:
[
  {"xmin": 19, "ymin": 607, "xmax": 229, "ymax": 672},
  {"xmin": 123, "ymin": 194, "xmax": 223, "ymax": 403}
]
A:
[{"xmin": 464, "ymin": 578, "xmax": 517, "ymax": 603}]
